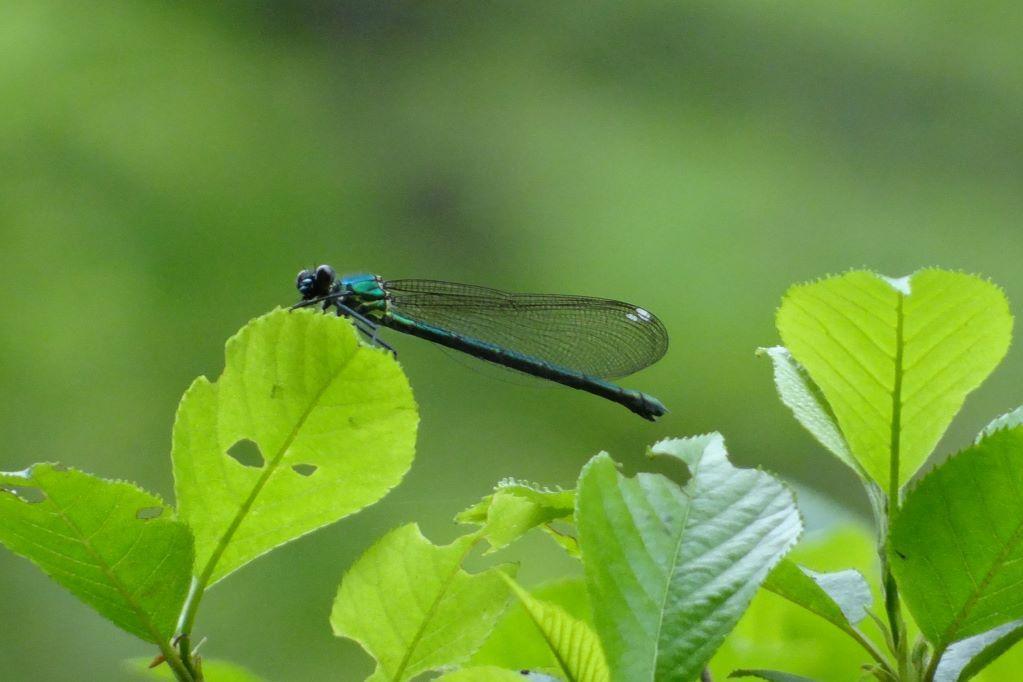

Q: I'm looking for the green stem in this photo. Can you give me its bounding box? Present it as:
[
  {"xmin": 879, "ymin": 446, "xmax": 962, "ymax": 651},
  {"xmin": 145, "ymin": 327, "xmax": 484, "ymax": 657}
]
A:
[
  {"xmin": 157, "ymin": 638, "xmax": 194, "ymax": 682},
  {"xmin": 921, "ymin": 645, "xmax": 944, "ymax": 682},
  {"xmin": 851, "ymin": 625, "xmax": 897, "ymax": 676}
]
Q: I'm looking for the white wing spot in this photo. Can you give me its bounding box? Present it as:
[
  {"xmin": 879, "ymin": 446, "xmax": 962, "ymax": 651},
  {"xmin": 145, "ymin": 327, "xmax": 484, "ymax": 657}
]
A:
[
  {"xmin": 635, "ymin": 307, "xmax": 652, "ymax": 321},
  {"xmin": 626, "ymin": 313, "xmax": 639, "ymax": 322}
]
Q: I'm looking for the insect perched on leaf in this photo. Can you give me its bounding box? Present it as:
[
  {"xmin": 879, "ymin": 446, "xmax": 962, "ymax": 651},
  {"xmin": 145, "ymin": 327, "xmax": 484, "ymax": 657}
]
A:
[{"xmin": 293, "ymin": 265, "xmax": 669, "ymax": 420}]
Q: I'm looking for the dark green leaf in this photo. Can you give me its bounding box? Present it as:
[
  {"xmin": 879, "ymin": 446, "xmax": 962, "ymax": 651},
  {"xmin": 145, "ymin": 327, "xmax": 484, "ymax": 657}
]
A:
[{"xmin": 890, "ymin": 427, "xmax": 1023, "ymax": 648}]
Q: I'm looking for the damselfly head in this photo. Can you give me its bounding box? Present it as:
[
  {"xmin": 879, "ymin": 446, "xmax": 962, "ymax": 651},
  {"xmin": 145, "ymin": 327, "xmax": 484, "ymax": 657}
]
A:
[{"xmin": 295, "ymin": 264, "xmax": 337, "ymax": 299}]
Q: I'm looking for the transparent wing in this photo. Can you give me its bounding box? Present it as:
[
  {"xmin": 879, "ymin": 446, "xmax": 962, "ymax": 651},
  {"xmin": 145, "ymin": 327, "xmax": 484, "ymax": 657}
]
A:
[{"xmin": 383, "ymin": 279, "xmax": 668, "ymax": 378}]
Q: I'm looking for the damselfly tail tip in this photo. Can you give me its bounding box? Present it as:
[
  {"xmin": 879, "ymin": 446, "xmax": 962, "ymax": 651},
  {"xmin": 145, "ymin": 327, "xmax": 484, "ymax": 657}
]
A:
[{"xmin": 638, "ymin": 393, "xmax": 668, "ymax": 421}]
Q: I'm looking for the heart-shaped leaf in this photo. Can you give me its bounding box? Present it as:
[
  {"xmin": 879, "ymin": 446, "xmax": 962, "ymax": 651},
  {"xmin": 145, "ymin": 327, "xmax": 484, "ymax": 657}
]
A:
[
  {"xmin": 777, "ymin": 270, "xmax": 1011, "ymax": 490},
  {"xmin": 173, "ymin": 308, "xmax": 418, "ymax": 585}
]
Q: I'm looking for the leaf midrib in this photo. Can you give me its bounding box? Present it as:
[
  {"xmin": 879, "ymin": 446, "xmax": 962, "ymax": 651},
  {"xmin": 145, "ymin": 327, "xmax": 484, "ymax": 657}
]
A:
[
  {"xmin": 197, "ymin": 341, "xmax": 354, "ymax": 585},
  {"xmin": 649, "ymin": 455, "xmax": 700, "ymax": 678},
  {"xmin": 890, "ymin": 292, "xmax": 905, "ymax": 498},
  {"xmin": 392, "ymin": 537, "xmax": 477, "ymax": 680}
]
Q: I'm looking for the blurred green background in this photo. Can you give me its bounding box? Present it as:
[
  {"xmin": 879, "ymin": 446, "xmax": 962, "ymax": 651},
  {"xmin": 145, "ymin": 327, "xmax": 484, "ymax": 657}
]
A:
[{"xmin": 3, "ymin": 1, "xmax": 1023, "ymax": 680}]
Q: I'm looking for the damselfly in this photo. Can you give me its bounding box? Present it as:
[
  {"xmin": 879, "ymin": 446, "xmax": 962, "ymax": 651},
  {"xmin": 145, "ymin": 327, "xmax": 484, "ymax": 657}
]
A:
[{"xmin": 293, "ymin": 265, "xmax": 669, "ymax": 420}]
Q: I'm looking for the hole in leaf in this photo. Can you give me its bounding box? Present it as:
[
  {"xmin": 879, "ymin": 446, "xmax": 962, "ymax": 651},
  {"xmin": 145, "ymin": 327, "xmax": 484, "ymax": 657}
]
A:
[
  {"xmin": 227, "ymin": 439, "xmax": 264, "ymax": 468},
  {"xmin": 1, "ymin": 485, "xmax": 46, "ymax": 503},
  {"xmin": 136, "ymin": 506, "xmax": 164, "ymax": 520},
  {"xmin": 641, "ymin": 454, "xmax": 692, "ymax": 489},
  {"xmin": 291, "ymin": 464, "xmax": 318, "ymax": 477}
]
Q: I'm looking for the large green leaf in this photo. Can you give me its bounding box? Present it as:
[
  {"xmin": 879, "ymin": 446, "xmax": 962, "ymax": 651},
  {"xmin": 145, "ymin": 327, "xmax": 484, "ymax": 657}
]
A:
[
  {"xmin": 331, "ymin": 524, "xmax": 512, "ymax": 682},
  {"xmin": 502, "ymin": 574, "xmax": 608, "ymax": 682},
  {"xmin": 173, "ymin": 308, "xmax": 417, "ymax": 585},
  {"xmin": 777, "ymin": 269, "xmax": 1011, "ymax": 490},
  {"xmin": 0, "ymin": 464, "xmax": 193, "ymax": 643},
  {"xmin": 576, "ymin": 434, "xmax": 802, "ymax": 681},
  {"xmin": 890, "ymin": 426, "xmax": 1023, "ymax": 649}
]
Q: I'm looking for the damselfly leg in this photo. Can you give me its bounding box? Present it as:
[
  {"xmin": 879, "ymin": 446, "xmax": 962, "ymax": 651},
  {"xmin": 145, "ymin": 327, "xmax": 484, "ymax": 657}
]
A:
[
  {"xmin": 290, "ymin": 293, "xmax": 397, "ymax": 356},
  {"xmin": 331, "ymin": 301, "xmax": 396, "ymax": 357}
]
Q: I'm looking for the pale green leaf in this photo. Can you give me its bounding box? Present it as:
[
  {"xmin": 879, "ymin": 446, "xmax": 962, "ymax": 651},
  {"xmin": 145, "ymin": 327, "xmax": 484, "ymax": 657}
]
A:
[
  {"xmin": 764, "ymin": 560, "xmax": 872, "ymax": 634},
  {"xmin": 457, "ymin": 480, "xmax": 575, "ymax": 553},
  {"xmin": 758, "ymin": 346, "xmax": 856, "ymax": 474},
  {"xmin": 173, "ymin": 308, "xmax": 418, "ymax": 585},
  {"xmin": 501, "ymin": 574, "xmax": 609, "ymax": 682},
  {"xmin": 890, "ymin": 426, "xmax": 1023, "ymax": 648},
  {"xmin": 576, "ymin": 434, "xmax": 802, "ymax": 681},
  {"xmin": 0, "ymin": 464, "xmax": 192, "ymax": 643},
  {"xmin": 777, "ymin": 269, "xmax": 1011, "ymax": 490},
  {"xmin": 729, "ymin": 670, "xmax": 818, "ymax": 681},
  {"xmin": 473, "ymin": 578, "xmax": 591, "ymax": 671},
  {"xmin": 711, "ymin": 525, "xmax": 886, "ymax": 680},
  {"xmin": 934, "ymin": 619, "xmax": 1023, "ymax": 682},
  {"xmin": 978, "ymin": 405, "xmax": 1023, "ymax": 442},
  {"xmin": 125, "ymin": 657, "xmax": 265, "ymax": 681},
  {"xmin": 331, "ymin": 524, "xmax": 511, "ymax": 682}
]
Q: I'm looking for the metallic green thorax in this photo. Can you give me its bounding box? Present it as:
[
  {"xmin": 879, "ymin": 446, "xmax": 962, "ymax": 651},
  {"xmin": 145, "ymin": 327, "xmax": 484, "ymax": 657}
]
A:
[{"xmin": 338, "ymin": 273, "xmax": 389, "ymax": 318}]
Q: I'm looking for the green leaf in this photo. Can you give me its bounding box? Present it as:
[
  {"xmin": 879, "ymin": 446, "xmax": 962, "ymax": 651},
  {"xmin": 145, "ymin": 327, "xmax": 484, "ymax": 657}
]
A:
[
  {"xmin": 331, "ymin": 524, "xmax": 512, "ymax": 682},
  {"xmin": 173, "ymin": 308, "xmax": 418, "ymax": 585},
  {"xmin": 978, "ymin": 405, "xmax": 1023, "ymax": 442},
  {"xmin": 501, "ymin": 574, "xmax": 609, "ymax": 682},
  {"xmin": 0, "ymin": 464, "xmax": 193, "ymax": 643},
  {"xmin": 762, "ymin": 559, "xmax": 888, "ymax": 670},
  {"xmin": 125, "ymin": 657, "xmax": 266, "ymax": 681},
  {"xmin": 472, "ymin": 578, "xmax": 591, "ymax": 671},
  {"xmin": 710, "ymin": 524, "xmax": 885, "ymax": 680},
  {"xmin": 890, "ymin": 426, "xmax": 1023, "ymax": 649},
  {"xmin": 576, "ymin": 434, "xmax": 802, "ymax": 681},
  {"xmin": 457, "ymin": 480, "xmax": 575, "ymax": 553},
  {"xmin": 729, "ymin": 670, "xmax": 819, "ymax": 681},
  {"xmin": 934, "ymin": 619, "xmax": 1023, "ymax": 682},
  {"xmin": 758, "ymin": 346, "xmax": 856, "ymax": 474},
  {"xmin": 777, "ymin": 269, "xmax": 1011, "ymax": 490},
  {"xmin": 764, "ymin": 560, "xmax": 871, "ymax": 633}
]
